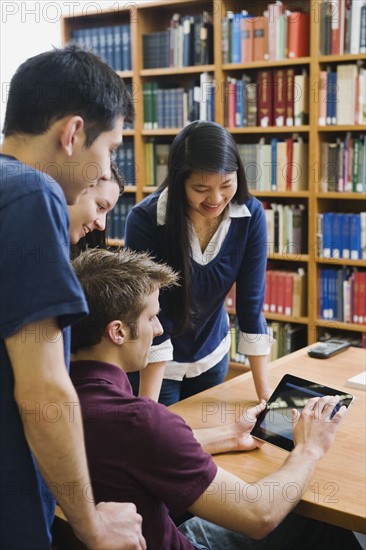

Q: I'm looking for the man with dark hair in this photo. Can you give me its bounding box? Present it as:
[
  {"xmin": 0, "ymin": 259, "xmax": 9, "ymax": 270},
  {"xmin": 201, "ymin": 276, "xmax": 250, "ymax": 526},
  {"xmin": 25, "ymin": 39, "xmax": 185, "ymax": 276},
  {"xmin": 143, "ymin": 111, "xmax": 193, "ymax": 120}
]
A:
[
  {"xmin": 70, "ymin": 248, "xmax": 361, "ymax": 550},
  {"xmin": 0, "ymin": 44, "xmax": 145, "ymax": 549}
]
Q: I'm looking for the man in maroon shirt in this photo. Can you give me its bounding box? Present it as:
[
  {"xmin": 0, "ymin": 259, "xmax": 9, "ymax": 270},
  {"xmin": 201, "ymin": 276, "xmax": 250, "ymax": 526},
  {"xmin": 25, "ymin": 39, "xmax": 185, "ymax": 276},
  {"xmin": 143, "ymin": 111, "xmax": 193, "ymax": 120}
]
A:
[{"xmin": 70, "ymin": 248, "xmax": 361, "ymax": 550}]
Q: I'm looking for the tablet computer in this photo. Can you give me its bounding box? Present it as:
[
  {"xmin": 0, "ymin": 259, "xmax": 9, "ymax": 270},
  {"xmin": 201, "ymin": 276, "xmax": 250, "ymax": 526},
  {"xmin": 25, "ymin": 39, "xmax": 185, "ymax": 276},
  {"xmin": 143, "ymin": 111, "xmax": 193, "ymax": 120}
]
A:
[{"xmin": 251, "ymin": 374, "xmax": 354, "ymax": 452}]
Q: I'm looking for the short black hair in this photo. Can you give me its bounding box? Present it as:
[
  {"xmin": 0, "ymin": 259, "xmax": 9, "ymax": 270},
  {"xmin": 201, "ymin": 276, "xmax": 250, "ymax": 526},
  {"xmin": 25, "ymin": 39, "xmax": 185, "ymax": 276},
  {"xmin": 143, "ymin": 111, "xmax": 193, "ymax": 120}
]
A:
[{"xmin": 3, "ymin": 43, "xmax": 134, "ymax": 146}]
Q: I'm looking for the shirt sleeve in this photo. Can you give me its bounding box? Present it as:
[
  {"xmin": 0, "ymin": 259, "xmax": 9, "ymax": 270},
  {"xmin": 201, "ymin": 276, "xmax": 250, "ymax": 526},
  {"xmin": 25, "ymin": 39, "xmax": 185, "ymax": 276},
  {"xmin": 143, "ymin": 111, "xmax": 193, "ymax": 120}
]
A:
[
  {"xmin": 1, "ymin": 187, "xmax": 88, "ymax": 338},
  {"xmin": 128, "ymin": 402, "xmax": 218, "ymax": 516},
  {"xmin": 235, "ymin": 199, "xmax": 270, "ymax": 352}
]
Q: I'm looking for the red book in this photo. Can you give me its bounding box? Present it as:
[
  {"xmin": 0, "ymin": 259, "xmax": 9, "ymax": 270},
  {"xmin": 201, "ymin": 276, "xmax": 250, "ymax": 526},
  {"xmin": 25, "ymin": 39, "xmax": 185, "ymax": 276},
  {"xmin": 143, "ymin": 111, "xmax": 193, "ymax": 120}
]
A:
[
  {"xmin": 287, "ymin": 12, "xmax": 310, "ymax": 58},
  {"xmin": 263, "ymin": 271, "xmax": 272, "ymax": 312},
  {"xmin": 286, "ymin": 137, "xmax": 293, "ymax": 190},
  {"xmin": 276, "ymin": 271, "xmax": 286, "ymax": 314},
  {"xmin": 269, "ymin": 270, "xmax": 278, "ymax": 313},
  {"xmin": 285, "ymin": 68, "xmax": 295, "ymax": 126},
  {"xmin": 253, "ymin": 16, "xmax": 267, "ymax": 61},
  {"xmin": 241, "ymin": 17, "xmax": 254, "ymax": 63},
  {"xmin": 226, "ymin": 78, "xmax": 236, "ymax": 127},
  {"xmin": 331, "ymin": 0, "xmax": 341, "ymax": 55},
  {"xmin": 257, "ymin": 69, "xmax": 273, "ymax": 127},
  {"xmin": 273, "ymin": 69, "xmax": 286, "ymax": 127},
  {"xmin": 284, "ymin": 272, "xmax": 294, "ymax": 316},
  {"xmin": 358, "ymin": 272, "xmax": 366, "ymax": 324}
]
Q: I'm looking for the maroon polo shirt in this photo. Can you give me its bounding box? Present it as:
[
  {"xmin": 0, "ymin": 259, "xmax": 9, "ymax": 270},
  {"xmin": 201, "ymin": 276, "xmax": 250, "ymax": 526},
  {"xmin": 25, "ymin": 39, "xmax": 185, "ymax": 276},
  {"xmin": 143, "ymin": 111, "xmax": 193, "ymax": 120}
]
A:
[{"xmin": 70, "ymin": 360, "xmax": 218, "ymax": 550}]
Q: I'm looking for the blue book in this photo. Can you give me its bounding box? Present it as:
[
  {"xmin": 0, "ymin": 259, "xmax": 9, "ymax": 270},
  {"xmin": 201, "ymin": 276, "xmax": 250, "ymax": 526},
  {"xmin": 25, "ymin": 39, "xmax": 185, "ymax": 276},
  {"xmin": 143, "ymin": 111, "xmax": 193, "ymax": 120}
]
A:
[
  {"xmin": 231, "ymin": 13, "xmax": 242, "ymax": 63},
  {"xmin": 350, "ymin": 214, "xmax": 361, "ymax": 259},
  {"xmin": 113, "ymin": 26, "xmax": 122, "ymax": 71},
  {"xmin": 105, "ymin": 26, "xmax": 114, "ymax": 68},
  {"xmin": 122, "ymin": 24, "xmax": 131, "ymax": 71},
  {"xmin": 326, "ymin": 70, "xmax": 337, "ymax": 125},
  {"xmin": 235, "ymin": 78, "xmax": 244, "ymax": 127},
  {"xmin": 322, "ymin": 212, "xmax": 334, "ymax": 259},
  {"xmin": 98, "ymin": 27, "xmax": 107, "ymax": 64},
  {"xmin": 342, "ymin": 213, "xmax": 352, "ymax": 259},
  {"xmin": 332, "ymin": 213, "xmax": 344, "ymax": 259}
]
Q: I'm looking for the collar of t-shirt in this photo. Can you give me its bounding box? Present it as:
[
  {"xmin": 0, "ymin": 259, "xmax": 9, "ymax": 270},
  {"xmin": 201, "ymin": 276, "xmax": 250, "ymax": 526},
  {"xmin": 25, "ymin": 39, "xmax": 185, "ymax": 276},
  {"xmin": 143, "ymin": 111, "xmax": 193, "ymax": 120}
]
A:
[
  {"xmin": 70, "ymin": 360, "xmax": 132, "ymax": 395},
  {"xmin": 156, "ymin": 187, "xmax": 252, "ymax": 265}
]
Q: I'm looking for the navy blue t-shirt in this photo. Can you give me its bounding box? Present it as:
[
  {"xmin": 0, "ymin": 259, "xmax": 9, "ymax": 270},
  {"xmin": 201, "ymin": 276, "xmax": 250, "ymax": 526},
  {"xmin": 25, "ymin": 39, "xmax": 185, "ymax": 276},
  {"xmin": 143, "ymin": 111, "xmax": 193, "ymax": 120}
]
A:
[{"xmin": 0, "ymin": 155, "xmax": 88, "ymax": 549}]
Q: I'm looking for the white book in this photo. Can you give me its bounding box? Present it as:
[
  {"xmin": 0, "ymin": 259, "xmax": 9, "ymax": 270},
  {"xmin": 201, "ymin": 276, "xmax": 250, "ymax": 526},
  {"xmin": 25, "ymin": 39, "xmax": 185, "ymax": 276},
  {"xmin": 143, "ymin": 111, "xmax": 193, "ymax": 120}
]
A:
[
  {"xmin": 345, "ymin": 371, "xmax": 366, "ymax": 391},
  {"xmin": 336, "ymin": 64, "xmax": 357, "ymax": 125},
  {"xmin": 350, "ymin": 0, "xmax": 364, "ymax": 54}
]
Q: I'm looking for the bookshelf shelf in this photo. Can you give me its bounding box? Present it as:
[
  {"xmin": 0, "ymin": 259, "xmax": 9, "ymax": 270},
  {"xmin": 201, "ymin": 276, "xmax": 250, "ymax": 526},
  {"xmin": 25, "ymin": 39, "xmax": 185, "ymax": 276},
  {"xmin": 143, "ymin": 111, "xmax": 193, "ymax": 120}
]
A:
[
  {"xmin": 252, "ymin": 190, "xmax": 309, "ymax": 198},
  {"xmin": 143, "ymin": 186, "xmax": 158, "ymax": 194},
  {"xmin": 123, "ymin": 186, "xmax": 138, "ymax": 193},
  {"xmin": 222, "ymin": 57, "xmax": 311, "ymax": 71},
  {"xmin": 227, "ymin": 126, "xmax": 310, "ymax": 134},
  {"xmin": 116, "ymin": 71, "xmax": 133, "ymax": 78},
  {"xmin": 315, "ymin": 320, "xmax": 366, "ymax": 333},
  {"xmin": 106, "ymin": 238, "xmax": 124, "ymax": 247},
  {"xmin": 318, "ymin": 53, "xmax": 366, "ymax": 63},
  {"xmin": 61, "ymin": 0, "xmax": 365, "ymax": 357},
  {"xmin": 264, "ymin": 313, "xmax": 308, "ymax": 325},
  {"xmin": 315, "ymin": 258, "xmax": 366, "ymax": 267},
  {"xmin": 269, "ymin": 253, "xmax": 309, "ymax": 263},
  {"xmin": 318, "ymin": 125, "xmax": 365, "ymax": 132},
  {"xmin": 142, "ymin": 129, "xmax": 181, "ymax": 136},
  {"xmin": 316, "ymin": 192, "xmax": 366, "ymax": 200},
  {"xmin": 140, "ymin": 65, "xmax": 215, "ymax": 76}
]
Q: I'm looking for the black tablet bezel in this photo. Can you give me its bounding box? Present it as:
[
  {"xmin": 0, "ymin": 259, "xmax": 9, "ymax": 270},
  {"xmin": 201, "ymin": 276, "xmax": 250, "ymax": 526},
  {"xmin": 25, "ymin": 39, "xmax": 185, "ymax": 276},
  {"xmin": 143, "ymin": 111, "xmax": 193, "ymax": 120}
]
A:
[{"xmin": 251, "ymin": 374, "xmax": 354, "ymax": 452}]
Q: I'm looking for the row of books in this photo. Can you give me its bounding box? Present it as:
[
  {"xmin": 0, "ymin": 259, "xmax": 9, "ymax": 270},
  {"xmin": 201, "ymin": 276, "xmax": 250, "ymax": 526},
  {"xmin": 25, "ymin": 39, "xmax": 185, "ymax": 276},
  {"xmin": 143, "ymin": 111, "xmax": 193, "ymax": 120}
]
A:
[
  {"xmin": 263, "ymin": 268, "xmax": 307, "ymax": 318},
  {"xmin": 317, "ymin": 212, "xmax": 366, "ymax": 260},
  {"xmin": 143, "ymin": 74, "xmax": 215, "ymax": 129},
  {"xmin": 222, "ymin": 6, "xmax": 310, "ymax": 64},
  {"xmin": 319, "ymin": 134, "xmax": 366, "ymax": 193},
  {"xmin": 318, "ymin": 64, "xmax": 366, "ymax": 126},
  {"xmin": 115, "ymin": 142, "xmax": 135, "ymax": 185},
  {"xmin": 263, "ymin": 203, "xmax": 307, "ymax": 256},
  {"xmin": 71, "ymin": 25, "xmax": 131, "ymax": 71},
  {"xmin": 238, "ymin": 137, "xmax": 308, "ymax": 192},
  {"xmin": 107, "ymin": 195, "xmax": 135, "ymax": 240},
  {"xmin": 319, "ymin": 0, "xmax": 366, "ymax": 55},
  {"xmin": 143, "ymin": 11, "xmax": 213, "ymax": 69},
  {"xmin": 225, "ymin": 69, "xmax": 308, "ymax": 128},
  {"xmin": 228, "ymin": 318, "xmax": 307, "ymax": 365},
  {"xmin": 267, "ymin": 322, "xmax": 307, "ymax": 363},
  {"xmin": 319, "ymin": 268, "xmax": 366, "ymax": 324}
]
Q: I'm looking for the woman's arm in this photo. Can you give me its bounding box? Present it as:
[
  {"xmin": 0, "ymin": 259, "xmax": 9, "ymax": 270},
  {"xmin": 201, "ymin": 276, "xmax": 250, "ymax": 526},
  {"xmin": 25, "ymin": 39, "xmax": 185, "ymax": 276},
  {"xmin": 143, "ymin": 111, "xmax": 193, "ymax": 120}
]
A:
[
  {"xmin": 138, "ymin": 361, "xmax": 166, "ymax": 401},
  {"xmin": 247, "ymin": 354, "xmax": 272, "ymax": 401}
]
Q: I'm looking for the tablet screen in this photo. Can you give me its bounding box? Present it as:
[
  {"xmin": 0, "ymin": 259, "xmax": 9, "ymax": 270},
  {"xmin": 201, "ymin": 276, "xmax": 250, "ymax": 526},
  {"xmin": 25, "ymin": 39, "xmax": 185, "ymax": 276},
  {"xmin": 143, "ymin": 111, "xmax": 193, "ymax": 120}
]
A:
[{"xmin": 251, "ymin": 374, "xmax": 354, "ymax": 451}]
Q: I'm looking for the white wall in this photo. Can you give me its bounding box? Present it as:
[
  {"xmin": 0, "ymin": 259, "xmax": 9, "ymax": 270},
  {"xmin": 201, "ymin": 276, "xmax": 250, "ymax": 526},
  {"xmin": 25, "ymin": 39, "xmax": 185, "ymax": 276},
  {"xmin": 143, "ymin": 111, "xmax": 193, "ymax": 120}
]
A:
[{"xmin": 0, "ymin": 0, "xmax": 156, "ymax": 139}]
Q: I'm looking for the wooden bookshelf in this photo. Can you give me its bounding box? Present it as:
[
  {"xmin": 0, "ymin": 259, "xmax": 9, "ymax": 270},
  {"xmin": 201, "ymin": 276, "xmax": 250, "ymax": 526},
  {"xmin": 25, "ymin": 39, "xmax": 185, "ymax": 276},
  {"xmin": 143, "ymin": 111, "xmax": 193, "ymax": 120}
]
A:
[{"xmin": 61, "ymin": 0, "xmax": 366, "ymax": 356}]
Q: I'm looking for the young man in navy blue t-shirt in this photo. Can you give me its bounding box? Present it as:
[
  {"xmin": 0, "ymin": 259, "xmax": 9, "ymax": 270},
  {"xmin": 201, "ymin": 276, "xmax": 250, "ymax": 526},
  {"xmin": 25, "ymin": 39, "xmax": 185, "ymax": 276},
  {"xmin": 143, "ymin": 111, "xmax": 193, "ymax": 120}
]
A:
[
  {"xmin": 70, "ymin": 248, "xmax": 361, "ymax": 550},
  {"xmin": 0, "ymin": 45, "xmax": 145, "ymax": 549}
]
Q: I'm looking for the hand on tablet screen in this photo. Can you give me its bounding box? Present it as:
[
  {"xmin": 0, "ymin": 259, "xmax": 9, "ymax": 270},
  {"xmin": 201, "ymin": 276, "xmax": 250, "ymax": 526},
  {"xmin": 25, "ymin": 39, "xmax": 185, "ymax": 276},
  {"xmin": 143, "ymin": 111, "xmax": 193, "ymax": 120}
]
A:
[{"xmin": 292, "ymin": 395, "xmax": 347, "ymax": 459}]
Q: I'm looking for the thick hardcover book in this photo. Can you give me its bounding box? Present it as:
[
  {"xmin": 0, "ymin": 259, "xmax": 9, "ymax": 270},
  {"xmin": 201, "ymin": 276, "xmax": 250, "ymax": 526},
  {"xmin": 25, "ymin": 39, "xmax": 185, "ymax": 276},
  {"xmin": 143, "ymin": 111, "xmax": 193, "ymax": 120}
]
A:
[
  {"xmin": 241, "ymin": 16, "xmax": 254, "ymax": 63},
  {"xmin": 253, "ymin": 16, "xmax": 267, "ymax": 61},
  {"xmin": 273, "ymin": 69, "xmax": 286, "ymax": 127},
  {"xmin": 287, "ymin": 12, "xmax": 310, "ymax": 58},
  {"xmin": 258, "ymin": 70, "xmax": 273, "ymax": 127}
]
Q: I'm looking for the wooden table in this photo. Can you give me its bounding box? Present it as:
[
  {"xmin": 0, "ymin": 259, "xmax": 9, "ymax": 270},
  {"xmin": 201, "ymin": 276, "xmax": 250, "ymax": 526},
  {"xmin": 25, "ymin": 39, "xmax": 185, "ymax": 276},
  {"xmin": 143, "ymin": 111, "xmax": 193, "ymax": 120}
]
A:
[{"xmin": 169, "ymin": 346, "xmax": 366, "ymax": 534}]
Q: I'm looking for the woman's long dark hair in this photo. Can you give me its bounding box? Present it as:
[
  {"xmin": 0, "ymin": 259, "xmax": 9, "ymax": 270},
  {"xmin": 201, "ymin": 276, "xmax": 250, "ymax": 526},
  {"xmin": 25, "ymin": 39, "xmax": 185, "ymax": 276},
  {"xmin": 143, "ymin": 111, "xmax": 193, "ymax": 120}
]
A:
[{"xmin": 159, "ymin": 121, "xmax": 251, "ymax": 335}]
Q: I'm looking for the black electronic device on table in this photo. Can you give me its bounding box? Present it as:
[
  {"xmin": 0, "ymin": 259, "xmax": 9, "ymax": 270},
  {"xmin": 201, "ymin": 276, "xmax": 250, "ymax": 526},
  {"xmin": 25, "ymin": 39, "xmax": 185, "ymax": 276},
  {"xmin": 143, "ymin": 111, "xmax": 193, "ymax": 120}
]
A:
[{"xmin": 251, "ymin": 374, "xmax": 354, "ymax": 451}]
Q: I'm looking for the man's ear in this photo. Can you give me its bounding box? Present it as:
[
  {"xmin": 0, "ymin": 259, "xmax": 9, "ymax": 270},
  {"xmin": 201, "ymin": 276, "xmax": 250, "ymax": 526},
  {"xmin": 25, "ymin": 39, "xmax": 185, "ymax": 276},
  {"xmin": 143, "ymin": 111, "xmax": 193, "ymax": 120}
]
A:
[
  {"xmin": 105, "ymin": 320, "xmax": 127, "ymax": 345},
  {"xmin": 60, "ymin": 116, "xmax": 85, "ymax": 156}
]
